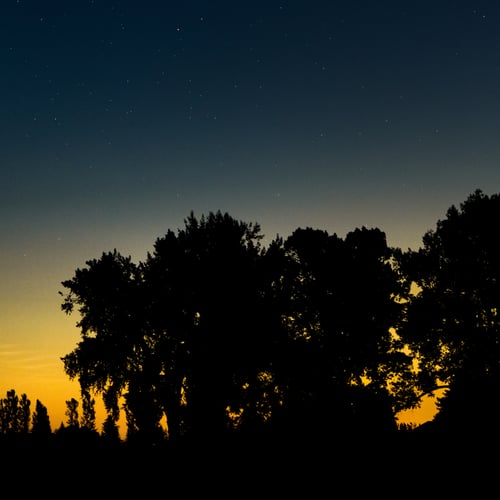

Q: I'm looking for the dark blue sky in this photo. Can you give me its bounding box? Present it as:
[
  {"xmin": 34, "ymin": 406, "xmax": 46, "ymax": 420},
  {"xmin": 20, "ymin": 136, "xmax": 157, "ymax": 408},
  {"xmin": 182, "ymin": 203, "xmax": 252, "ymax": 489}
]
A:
[
  {"xmin": 1, "ymin": 1, "xmax": 500, "ymax": 424},
  {"xmin": 3, "ymin": 1, "xmax": 500, "ymax": 254}
]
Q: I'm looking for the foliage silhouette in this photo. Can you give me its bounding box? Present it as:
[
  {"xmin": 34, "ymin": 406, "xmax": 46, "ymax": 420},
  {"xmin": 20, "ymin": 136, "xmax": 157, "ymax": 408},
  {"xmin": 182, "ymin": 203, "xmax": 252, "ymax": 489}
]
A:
[
  {"xmin": 268, "ymin": 226, "xmax": 414, "ymax": 440},
  {"xmin": 59, "ymin": 211, "xmax": 416, "ymax": 447},
  {"xmin": 31, "ymin": 399, "xmax": 52, "ymax": 438},
  {"xmin": 143, "ymin": 210, "xmax": 267, "ymax": 442},
  {"xmin": 64, "ymin": 397, "xmax": 80, "ymax": 428},
  {"xmin": 60, "ymin": 211, "xmax": 275, "ymax": 445},
  {"xmin": 3, "ymin": 191, "xmax": 500, "ymax": 488},
  {"xmin": 397, "ymin": 189, "xmax": 500, "ymax": 435},
  {"xmin": 0, "ymin": 389, "xmax": 31, "ymax": 435}
]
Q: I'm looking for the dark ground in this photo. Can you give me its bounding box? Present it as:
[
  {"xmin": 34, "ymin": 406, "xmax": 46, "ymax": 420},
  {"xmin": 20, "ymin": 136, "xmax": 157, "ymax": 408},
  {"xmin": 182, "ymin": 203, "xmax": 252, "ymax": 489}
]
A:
[{"xmin": 1, "ymin": 429, "xmax": 497, "ymax": 497}]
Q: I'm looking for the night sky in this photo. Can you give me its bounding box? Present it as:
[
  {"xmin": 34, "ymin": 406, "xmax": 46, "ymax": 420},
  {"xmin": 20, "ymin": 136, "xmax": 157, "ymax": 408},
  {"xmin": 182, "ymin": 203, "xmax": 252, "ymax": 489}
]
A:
[{"xmin": 2, "ymin": 0, "xmax": 500, "ymax": 429}]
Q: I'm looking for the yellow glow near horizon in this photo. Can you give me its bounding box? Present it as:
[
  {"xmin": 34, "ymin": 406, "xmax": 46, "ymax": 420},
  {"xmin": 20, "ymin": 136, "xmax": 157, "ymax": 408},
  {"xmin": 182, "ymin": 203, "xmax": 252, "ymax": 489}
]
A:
[
  {"xmin": 0, "ymin": 263, "xmax": 438, "ymax": 437},
  {"xmin": 0, "ymin": 307, "xmax": 440, "ymax": 436},
  {"xmin": 0, "ymin": 333, "xmax": 438, "ymax": 438}
]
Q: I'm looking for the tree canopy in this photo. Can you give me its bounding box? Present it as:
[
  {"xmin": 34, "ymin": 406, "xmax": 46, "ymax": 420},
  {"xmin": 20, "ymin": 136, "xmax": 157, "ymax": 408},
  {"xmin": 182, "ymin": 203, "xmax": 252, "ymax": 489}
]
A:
[
  {"xmin": 60, "ymin": 210, "xmax": 417, "ymax": 445},
  {"xmin": 396, "ymin": 189, "xmax": 500, "ymax": 433},
  {"xmin": 57, "ymin": 192, "xmax": 500, "ymax": 445}
]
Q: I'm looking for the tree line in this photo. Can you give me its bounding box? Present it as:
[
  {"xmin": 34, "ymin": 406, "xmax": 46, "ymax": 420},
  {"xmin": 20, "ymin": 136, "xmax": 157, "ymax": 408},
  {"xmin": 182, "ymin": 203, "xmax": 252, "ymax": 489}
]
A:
[
  {"xmin": 3, "ymin": 189, "xmax": 500, "ymax": 452},
  {"xmin": 0, "ymin": 389, "xmax": 108, "ymax": 442}
]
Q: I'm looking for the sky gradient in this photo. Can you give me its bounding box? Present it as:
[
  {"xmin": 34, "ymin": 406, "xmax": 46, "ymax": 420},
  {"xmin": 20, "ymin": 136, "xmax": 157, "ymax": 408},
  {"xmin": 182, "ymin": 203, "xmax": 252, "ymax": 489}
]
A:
[{"xmin": 2, "ymin": 0, "xmax": 500, "ymax": 431}]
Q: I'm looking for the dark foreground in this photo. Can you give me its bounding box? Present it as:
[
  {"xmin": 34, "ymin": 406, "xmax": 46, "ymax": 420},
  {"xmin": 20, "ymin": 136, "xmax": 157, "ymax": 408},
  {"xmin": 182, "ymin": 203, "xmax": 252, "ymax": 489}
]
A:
[{"xmin": 1, "ymin": 429, "xmax": 497, "ymax": 497}]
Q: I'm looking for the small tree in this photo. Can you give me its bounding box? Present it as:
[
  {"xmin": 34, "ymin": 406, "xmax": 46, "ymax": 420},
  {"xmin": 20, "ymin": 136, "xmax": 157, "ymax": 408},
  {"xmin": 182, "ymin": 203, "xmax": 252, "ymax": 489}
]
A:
[
  {"xmin": 65, "ymin": 398, "xmax": 80, "ymax": 428},
  {"xmin": 101, "ymin": 415, "xmax": 121, "ymax": 445},
  {"xmin": 81, "ymin": 390, "xmax": 96, "ymax": 432},
  {"xmin": 18, "ymin": 393, "xmax": 31, "ymax": 434},
  {"xmin": 32, "ymin": 400, "xmax": 52, "ymax": 437},
  {"xmin": 0, "ymin": 389, "xmax": 31, "ymax": 434}
]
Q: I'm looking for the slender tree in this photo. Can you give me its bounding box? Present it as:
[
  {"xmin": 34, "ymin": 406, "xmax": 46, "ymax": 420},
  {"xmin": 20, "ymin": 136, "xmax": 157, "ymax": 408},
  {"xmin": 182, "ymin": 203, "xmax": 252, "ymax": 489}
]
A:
[
  {"xmin": 65, "ymin": 398, "xmax": 79, "ymax": 428},
  {"xmin": 32, "ymin": 399, "xmax": 52, "ymax": 437},
  {"xmin": 101, "ymin": 414, "xmax": 121, "ymax": 445},
  {"xmin": 0, "ymin": 389, "xmax": 30, "ymax": 434},
  {"xmin": 18, "ymin": 393, "xmax": 31, "ymax": 434},
  {"xmin": 80, "ymin": 390, "xmax": 96, "ymax": 432},
  {"xmin": 0, "ymin": 390, "xmax": 17, "ymax": 434}
]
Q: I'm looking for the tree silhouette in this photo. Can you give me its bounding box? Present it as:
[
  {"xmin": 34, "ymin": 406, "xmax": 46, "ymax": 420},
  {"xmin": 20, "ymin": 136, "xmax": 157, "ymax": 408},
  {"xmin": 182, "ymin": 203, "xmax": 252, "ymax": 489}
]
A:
[
  {"xmin": 143, "ymin": 211, "xmax": 275, "ymax": 443},
  {"xmin": 0, "ymin": 389, "xmax": 31, "ymax": 435},
  {"xmin": 18, "ymin": 393, "xmax": 31, "ymax": 434},
  {"xmin": 60, "ymin": 250, "xmax": 146, "ymax": 438},
  {"xmin": 65, "ymin": 398, "xmax": 79, "ymax": 428},
  {"xmin": 31, "ymin": 399, "xmax": 52, "ymax": 437},
  {"xmin": 1, "ymin": 194, "xmax": 496, "ymax": 476},
  {"xmin": 60, "ymin": 211, "xmax": 278, "ymax": 445},
  {"xmin": 101, "ymin": 414, "xmax": 121, "ymax": 445},
  {"xmin": 397, "ymin": 189, "xmax": 500, "ymax": 434},
  {"xmin": 271, "ymin": 226, "xmax": 413, "ymax": 439},
  {"xmin": 80, "ymin": 390, "xmax": 96, "ymax": 431},
  {"xmin": 59, "ymin": 210, "xmax": 458, "ymax": 448}
]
